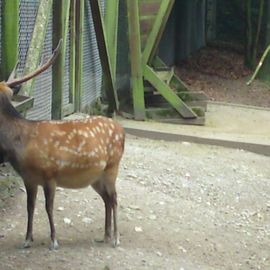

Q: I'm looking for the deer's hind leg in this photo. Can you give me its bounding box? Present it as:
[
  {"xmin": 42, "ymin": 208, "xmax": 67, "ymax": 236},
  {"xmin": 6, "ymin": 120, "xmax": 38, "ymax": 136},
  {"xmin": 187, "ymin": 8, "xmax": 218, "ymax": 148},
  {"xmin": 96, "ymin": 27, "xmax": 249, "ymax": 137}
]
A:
[{"xmin": 92, "ymin": 164, "xmax": 120, "ymax": 247}]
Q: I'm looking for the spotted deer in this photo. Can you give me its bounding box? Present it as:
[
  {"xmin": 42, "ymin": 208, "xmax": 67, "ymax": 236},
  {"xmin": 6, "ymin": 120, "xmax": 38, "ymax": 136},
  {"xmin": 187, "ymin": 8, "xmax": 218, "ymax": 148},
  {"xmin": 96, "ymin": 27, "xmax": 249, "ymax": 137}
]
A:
[{"xmin": 0, "ymin": 41, "xmax": 125, "ymax": 249}]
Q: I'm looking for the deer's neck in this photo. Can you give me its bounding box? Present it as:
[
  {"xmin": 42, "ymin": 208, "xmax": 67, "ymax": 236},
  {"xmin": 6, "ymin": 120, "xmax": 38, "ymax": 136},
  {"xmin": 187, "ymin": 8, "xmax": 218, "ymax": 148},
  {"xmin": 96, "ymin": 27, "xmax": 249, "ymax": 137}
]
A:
[{"xmin": 0, "ymin": 93, "xmax": 26, "ymax": 171}]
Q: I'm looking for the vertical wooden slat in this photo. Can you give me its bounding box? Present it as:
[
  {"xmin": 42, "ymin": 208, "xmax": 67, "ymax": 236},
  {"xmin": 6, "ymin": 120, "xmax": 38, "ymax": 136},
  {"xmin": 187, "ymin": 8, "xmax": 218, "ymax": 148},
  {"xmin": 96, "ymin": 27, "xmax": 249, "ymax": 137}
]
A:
[
  {"xmin": 21, "ymin": 0, "xmax": 53, "ymax": 96},
  {"xmin": 89, "ymin": 0, "xmax": 119, "ymax": 114},
  {"xmin": 142, "ymin": 0, "xmax": 175, "ymax": 65},
  {"xmin": 74, "ymin": 0, "xmax": 84, "ymax": 112},
  {"xmin": 127, "ymin": 0, "xmax": 145, "ymax": 120},
  {"xmin": 1, "ymin": 0, "xmax": 19, "ymax": 81},
  {"xmin": 69, "ymin": 0, "xmax": 76, "ymax": 105},
  {"xmin": 52, "ymin": 0, "xmax": 66, "ymax": 119},
  {"xmin": 105, "ymin": 0, "xmax": 119, "ymax": 79}
]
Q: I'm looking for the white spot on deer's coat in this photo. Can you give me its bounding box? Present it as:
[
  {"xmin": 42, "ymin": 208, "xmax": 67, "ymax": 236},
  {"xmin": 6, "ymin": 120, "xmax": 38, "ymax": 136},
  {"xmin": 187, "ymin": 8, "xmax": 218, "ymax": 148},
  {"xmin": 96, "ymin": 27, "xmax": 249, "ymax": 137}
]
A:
[
  {"xmin": 99, "ymin": 160, "xmax": 106, "ymax": 169},
  {"xmin": 78, "ymin": 141, "xmax": 86, "ymax": 152},
  {"xmin": 52, "ymin": 130, "xmax": 66, "ymax": 136},
  {"xmin": 54, "ymin": 141, "xmax": 60, "ymax": 147},
  {"xmin": 88, "ymin": 151, "xmax": 96, "ymax": 157}
]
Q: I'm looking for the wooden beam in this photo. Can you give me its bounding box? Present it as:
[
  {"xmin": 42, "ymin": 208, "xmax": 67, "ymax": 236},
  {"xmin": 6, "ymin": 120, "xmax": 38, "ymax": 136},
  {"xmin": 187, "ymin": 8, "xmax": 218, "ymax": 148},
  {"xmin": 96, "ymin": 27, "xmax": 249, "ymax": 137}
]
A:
[
  {"xmin": 105, "ymin": 0, "xmax": 119, "ymax": 79},
  {"xmin": 1, "ymin": 0, "xmax": 19, "ymax": 81},
  {"xmin": 89, "ymin": 0, "xmax": 119, "ymax": 114},
  {"xmin": 142, "ymin": 0, "xmax": 175, "ymax": 65},
  {"xmin": 127, "ymin": 0, "xmax": 146, "ymax": 120},
  {"xmin": 52, "ymin": 0, "xmax": 68, "ymax": 119},
  {"xmin": 21, "ymin": 0, "xmax": 53, "ymax": 96},
  {"xmin": 144, "ymin": 65, "xmax": 197, "ymax": 119},
  {"xmin": 75, "ymin": 0, "xmax": 84, "ymax": 112},
  {"xmin": 69, "ymin": 0, "xmax": 76, "ymax": 105}
]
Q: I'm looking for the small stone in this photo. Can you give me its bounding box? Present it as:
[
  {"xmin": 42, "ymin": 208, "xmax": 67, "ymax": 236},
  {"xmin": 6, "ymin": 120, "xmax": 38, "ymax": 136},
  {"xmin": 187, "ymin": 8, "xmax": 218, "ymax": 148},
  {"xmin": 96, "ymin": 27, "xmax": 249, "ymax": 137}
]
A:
[
  {"xmin": 82, "ymin": 217, "xmax": 92, "ymax": 224},
  {"xmin": 135, "ymin": 226, "xmax": 143, "ymax": 232},
  {"xmin": 149, "ymin": 215, "xmax": 157, "ymax": 220},
  {"xmin": 57, "ymin": 207, "xmax": 64, "ymax": 211},
  {"xmin": 128, "ymin": 205, "xmax": 140, "ymax": 211},
  {"xmin": 64, "ymin": 218, "xmax": 71, "ymax": 225},
  {"xmin": 19, "ymin": 187, "xmax": 26, "ymax": 193},
  {"xmin": 156, "ymin": 251, "xmax": 162, "ymax": 257},
  {"xmin": 182, "ymin": 141, "xmax": 191, "ymax": 146},
  {"xmin": 178, "ymin": 245, "xmax": 187, "ymax": 253}
]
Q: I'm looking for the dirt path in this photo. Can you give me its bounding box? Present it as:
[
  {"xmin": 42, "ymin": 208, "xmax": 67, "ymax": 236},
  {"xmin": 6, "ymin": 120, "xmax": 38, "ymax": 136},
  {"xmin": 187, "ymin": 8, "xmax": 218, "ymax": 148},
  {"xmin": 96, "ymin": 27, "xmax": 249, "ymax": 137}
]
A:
[
  {"xmin": 0, "ymin": 136, "xmax": 270, "ymax": 270},
  {"xmin": 177, "ymin": 46, "xmax": 270, "ymax": 108}
]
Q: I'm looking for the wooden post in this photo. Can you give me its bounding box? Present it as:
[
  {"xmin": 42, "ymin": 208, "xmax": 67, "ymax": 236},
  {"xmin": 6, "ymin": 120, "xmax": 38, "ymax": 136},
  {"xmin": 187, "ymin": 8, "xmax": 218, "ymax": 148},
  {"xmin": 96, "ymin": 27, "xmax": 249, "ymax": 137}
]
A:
[
  {"xmin": 1, "ymin": 0, "xmax": 19, "ymax": 80},
  {"xmin": 127, "ymin": 0, "xmax": 145, "ymax": 120},
  {"xmin": 21, "ymin": 0, "xmax": 53, "ymax": 96},
  {"xmin": 75, "ymin": 0, "xmax": 84, "ymax": 112},
  {"xmin": 105, "ymin": 0, "xmax": 119, "ymax": 80},
  {"xmin": 52, "ymin": 0, "xmax": 67, "ymax": 119},
  {"xmin": 89, "ymin": 0, "xmax": 119, "ymax": 114},
  {"xmin": 69, "ymin": 0, "xmax": 76, "ymax": 105}
]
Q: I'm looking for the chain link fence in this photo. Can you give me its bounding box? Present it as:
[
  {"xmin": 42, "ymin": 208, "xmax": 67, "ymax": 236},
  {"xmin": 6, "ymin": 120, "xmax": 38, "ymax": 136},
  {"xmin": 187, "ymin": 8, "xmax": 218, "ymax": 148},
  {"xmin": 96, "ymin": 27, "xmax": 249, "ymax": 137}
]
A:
[{"xmin": 0, "ymin": 0, "xmax": 105, "ymax": 120}]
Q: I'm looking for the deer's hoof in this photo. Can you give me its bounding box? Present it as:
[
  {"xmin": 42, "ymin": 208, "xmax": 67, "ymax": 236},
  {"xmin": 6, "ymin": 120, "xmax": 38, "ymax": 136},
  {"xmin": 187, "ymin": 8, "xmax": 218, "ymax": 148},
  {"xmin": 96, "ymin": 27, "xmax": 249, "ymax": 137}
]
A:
[
  {"xmin": 49, "ymin": 239, "xmax": 59, "ymax": 250},
  {"xmin": 23, "ymin": 239, "xmax": 32, "ymax": 249},
  {"xmin": 112, "ymin": 234, "xmax": 120, "ymax": 248}
]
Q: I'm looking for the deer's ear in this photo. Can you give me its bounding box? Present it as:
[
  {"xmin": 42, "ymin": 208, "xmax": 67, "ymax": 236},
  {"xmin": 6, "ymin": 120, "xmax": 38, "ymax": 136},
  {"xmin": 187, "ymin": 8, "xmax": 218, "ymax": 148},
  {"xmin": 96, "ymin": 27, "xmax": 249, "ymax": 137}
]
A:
[{"xmin": 0, "ymin": 82, "xmax": 13, "ymax": 99}]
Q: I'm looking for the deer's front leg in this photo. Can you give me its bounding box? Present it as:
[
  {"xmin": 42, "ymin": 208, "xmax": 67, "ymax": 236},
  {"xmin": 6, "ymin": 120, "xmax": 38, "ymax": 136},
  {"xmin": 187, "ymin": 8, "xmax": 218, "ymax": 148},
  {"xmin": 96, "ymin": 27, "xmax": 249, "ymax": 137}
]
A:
[
  {"xmin": 24, "ymin": 183, "xmax": 38, "ymax": 248},
  {"xmin": 43, "ymin": 181, "xmax": 58, "ymax": 250}
]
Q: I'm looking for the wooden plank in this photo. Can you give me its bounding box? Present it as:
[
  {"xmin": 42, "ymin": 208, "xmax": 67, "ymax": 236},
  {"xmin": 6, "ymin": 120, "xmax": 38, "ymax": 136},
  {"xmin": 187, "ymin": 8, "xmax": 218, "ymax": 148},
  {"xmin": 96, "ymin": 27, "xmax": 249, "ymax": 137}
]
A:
[
  {"xmin": 63, "ymin": 103, "xmax": 75, "ymax": 116},
  {"xmin": 105, "ymin": 0, "xmax": 119, "ymax": 80},
  {"xmin": 152, "ymin": 56, "xmax": 189, "ymax": 91},
  {"xmin": 69, "ymin": 0, "xmax": 76, "ymax": 105},
  {"xmin": 142, "ymin": 0, "xmax": 175, "ymax": 65},
  {"xmin": 1, "ymin": 0, "xmax": 19, "ymax": 81},
  {"xmin": 75, "ymin": 0, "xmax": 84, "ymax": 112},
  {"xmin": 89, "ymin": 0, "xmax": 119, "ymax": 114},
  {"xmin": 12, "ymin": 95, "xmax": 34, "ymax": 114},
  {"xmin": 144, "ymin": 65, "xmax": 197, "ymax": 119},
  {"xmin": 20, "ymin": 0, "xmax": 53, "ymax": 96},
  {"xmin": 145, "ymin": 92, "xmax": 207, "ymax": 109},
  {"xmin": 52, "ymin": 0, "xmax": 68, "ymax": 119},
  {"xmin": 127, "ymin": 0, "xmax": 146, "ymax": 120}
]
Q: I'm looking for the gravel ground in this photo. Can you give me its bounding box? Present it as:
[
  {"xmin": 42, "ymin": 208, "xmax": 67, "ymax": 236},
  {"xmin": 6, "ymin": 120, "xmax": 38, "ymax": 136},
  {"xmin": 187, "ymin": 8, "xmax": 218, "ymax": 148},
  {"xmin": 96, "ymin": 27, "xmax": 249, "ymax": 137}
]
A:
[{"xmin": 0, "ymin": 135, "xmax": 270, "ymax": 270}]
